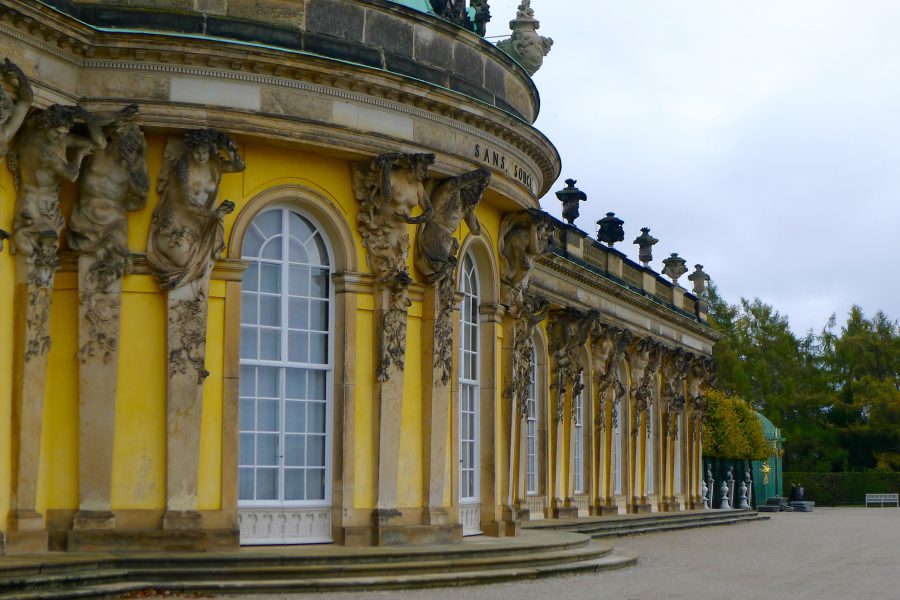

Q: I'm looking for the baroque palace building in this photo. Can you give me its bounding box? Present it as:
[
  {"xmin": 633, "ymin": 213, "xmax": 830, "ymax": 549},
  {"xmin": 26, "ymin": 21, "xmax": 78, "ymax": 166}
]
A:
[{"xmin": 0, "ymin": 0, "xmax": 717, "ymax": 554}]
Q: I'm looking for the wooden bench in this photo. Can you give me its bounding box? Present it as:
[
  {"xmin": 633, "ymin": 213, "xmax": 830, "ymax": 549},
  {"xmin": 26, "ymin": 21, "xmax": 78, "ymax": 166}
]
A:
[{"xmin": 865, "ymin": 493, "xmax": 899, "ymax": 507}]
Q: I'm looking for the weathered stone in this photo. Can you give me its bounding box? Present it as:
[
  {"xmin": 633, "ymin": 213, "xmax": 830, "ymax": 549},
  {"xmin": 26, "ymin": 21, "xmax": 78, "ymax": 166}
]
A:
[
  {"xmin": 307, "ymin": 0, "xmax": 365, "ymax": 41},
  {"xmin": 414, "ymin": 28, "xmax": 453, "ymax": 69},
  {"xmin": 365, "ymin": 11, "xmax": 414, "ymax": 56},
  {"xmin": 452, "ymin": 44, "xmax": 485, "ymax": 85}
]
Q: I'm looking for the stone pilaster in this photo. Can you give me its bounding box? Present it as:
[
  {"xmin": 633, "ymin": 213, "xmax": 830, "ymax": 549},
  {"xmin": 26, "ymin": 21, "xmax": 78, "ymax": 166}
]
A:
[
  {"xmin": 73, "ymin": 254, "xmax": 123, "ymax": 531},
  {"xmin": 7, "ymin": 247, "xmax": 57, "ymax": 553},
  {"xmin": 163, "ymin": 278, "xmax": 211, "ymax": 530},
  {"xmin": 421, "ymin": 283, "xmax": 453, "ymax": 526}
]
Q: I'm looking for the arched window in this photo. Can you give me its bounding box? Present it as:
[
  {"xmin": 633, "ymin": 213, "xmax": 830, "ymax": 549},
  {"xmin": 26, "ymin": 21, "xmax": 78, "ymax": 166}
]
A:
[
  {"xmin": 646, "ymin": 387, "xmax": 655, "ymax": 495},
  {"xmin": 573, "ymin": 373, "xmax": 585, "ymax": 495},
  {"xmin": 459, "ymin": 254, "xmax": 480, "ymax": 533},
  {"xmin": 526, "ymin": 346, "xmax": 539, "ymax": 496},
  {"xmin": 674, "ymin": 415, "xmax": 683, "ymax": 495},
  {"xmin": 238, "ymin": 207, "xmax": 333, "ymax": 544},
  {"xmin": 613, "ymin": 364, "xmax": 625, "ymax": 496}
]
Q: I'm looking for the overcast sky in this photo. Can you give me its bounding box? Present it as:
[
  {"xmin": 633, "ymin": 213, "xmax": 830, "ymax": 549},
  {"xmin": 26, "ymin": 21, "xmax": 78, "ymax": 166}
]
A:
[{"xmin": 486, "ymin": 1, "xmax": 900, "ymax": 336}]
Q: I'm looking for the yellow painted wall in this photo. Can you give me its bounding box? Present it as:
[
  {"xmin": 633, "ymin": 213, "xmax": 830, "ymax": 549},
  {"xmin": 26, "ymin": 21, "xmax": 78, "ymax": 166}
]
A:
[
  {"xmin": 41, "ymin": 278, "xmax": 79, "ymax": 512},
  {"xmin": 112, "ymin": 277, "xmax": 167, "ymax": 509},
  {"xmin": 398, "ymin": 307, "xmax": 423, "ymax": 508},
  {"xmin": 353, "ymin": 304, "xmax": 375, "ymax": 509},
  {"xmin": 1, "ymin": 130, "xmax": 525, "ymax": 530},
  {"xmin": 0, "ymin": 166, "xmax": 14, "ymax": 532}
]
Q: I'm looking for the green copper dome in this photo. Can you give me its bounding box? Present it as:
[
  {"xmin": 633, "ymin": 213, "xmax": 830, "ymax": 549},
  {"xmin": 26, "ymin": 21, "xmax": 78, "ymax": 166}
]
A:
[{"xmin": 390, "ymin": 0, "xmax": 436, "ymax": 13}]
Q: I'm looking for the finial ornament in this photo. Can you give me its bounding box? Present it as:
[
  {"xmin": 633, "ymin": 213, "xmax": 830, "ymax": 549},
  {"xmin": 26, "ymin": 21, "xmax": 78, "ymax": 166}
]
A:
[
  {"xmin": 662, "ymin": 252, "xmax": 688, "ymax": 284},
  {"xmin": 497, "ymin": 0, "xmax": 553, "ymax": 76},
  {"xmin": 555, "ymin": 178, "xmax": 587, "ymax": 226},
  {"xmin": 633, "ymin": 227, "xmax": 658, "ymax": 266},
  {"xmin": 596, "ymin": 212, "xmax": 624, "ymax": 247},
  {"xmin": 688, "ymin": 264, "xmax": 710, "ymax": 295}
]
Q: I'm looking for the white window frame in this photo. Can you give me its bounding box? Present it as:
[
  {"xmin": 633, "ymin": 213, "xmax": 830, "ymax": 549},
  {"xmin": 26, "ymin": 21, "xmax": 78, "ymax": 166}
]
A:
[
  {"xmin": 238, "ymin": 207, "xmax": 335, "ymax": 510},
  {"xmin": 526, "ymin": 346, "xmax": 539, "ymax": 496},
  {"xmin": 459, "ymin": 254, "xmax": 480, "ymax": 505},
  {"xmin": 674, "ymin": 416, "xmax": 683, "ymax": 495},
  {"xmin": 573, "ymin": 373, "xmax": 584, "ymax": 495},
  {"xmin": 646, "ymin": 395, "xmax": 655, "ymax": 495}
]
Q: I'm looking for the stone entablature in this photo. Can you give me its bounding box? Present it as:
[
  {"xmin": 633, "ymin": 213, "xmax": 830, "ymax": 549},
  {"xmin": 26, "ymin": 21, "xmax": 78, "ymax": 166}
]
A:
[
  {"xmin": 0, "ymin": 0, "xmax": 557, "ymax": 202},
  {"xmin": 50, "ymin": 0, "xmax": 539, "ymax": 122},
  {"xmin": 531, "ymin": 217, "xmax": 717, "ymax": 356}
]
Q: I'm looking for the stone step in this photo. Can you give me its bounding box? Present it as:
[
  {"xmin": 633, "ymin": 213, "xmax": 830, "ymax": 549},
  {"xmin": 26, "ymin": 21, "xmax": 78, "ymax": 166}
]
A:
[
  {"xmin": 0, "ymin": 568, "xmax": 129, "ymax": 595},
  {"xmin": 127, "ymin": 541, "xmax": 614, "ymax": 582},
  {"xmin": 525, "ymin": 510, "xmax": 766, "ymax": 536},
  {"xmin": 0, "ymin": 545, "xmax": 636, "ymax": 599},
  {"xmin": 587, "ymin": 514, "xmax": 768, "ymax": 539}
]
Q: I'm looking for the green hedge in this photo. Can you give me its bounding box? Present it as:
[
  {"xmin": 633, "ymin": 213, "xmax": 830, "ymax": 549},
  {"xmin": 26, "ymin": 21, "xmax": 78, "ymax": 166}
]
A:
[{"xmin": 783, "ymin": 472, "xmax": 900, "ymax": 506}]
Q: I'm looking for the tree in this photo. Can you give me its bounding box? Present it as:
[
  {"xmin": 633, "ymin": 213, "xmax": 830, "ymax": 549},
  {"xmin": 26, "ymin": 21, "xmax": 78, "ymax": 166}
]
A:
[
  {"xmin": 704, "ymin": 284, "xmax": 846, "ymax": 471},
  {"xmin": 822, "ymin": 306, "xmax": 900, "ymax": 470}
]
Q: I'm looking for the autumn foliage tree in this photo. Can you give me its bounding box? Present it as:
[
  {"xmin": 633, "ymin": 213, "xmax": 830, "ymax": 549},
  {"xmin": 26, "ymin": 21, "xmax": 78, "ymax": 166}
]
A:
[{"xmin": 705, "ymin": 284, "xmax": 899, "ymax": 473}]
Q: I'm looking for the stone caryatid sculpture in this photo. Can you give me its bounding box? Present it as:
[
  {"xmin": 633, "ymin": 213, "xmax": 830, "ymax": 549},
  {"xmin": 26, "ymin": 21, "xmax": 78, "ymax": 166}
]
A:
[
  {"xmin": 688, "ymin": 356, "xmax": 715, "ymax": 440},
  {"xmin": 11, "ymin": 105, "xmax": 104, "ymax": 258},
  {"xmin": 148, "ymin": 128, "xmax": 244, "ymax": 531},
  {"xmin": 498, "ymin": 209, "xmax": 554, "ymax": 308},
  {"xmin": 688, "ymin": 264, "xmax": 710, "ymax": 296},
  {"xmin": 416, "ymin": 166, "xmax": 490, "ymax": 385},
  {"xmin": 415, "ymin": 166, "xmax": 490, "ymax": 284},
  {"xmin": 548, "ymin": 307, "xmax": 592, "ymax": 423},
  {"xmin": 355, "ymin": 152, "xmax": 434, "ymax": 525},
  {"xmin": 471, "ymin": 0, "xmax": 492, "ymax": 36},
  {"xmin": 7, "ymin": 102, "xmax": 104, "ymax": 550},
  {"xmin": 68, "ymin": 107, "xmax": 149, "ymax": 532},
  {"xmin": 148, "ymin": 128, "xmax": 242, "ymax": 292},
  {"xmin": 661, "ymin": 346, "xmax": 693, "ymax": 437},
  {"xmin": 69, "ymin": 106, "xmax": 148, "ymax": 293},
  {"xmin": 430, "ymin": 0, "xmax": 487, "ymax": 34},
  {"xmin": 0, "ymin": 58, "xmax": 33, "ymax": 253},
  {"xmin": 633, "ymin": 227, "xmax": 658, "ymax": 267},
  {"xmin": 630, "ymin": 337, "xmax": 663, "ymax": 437},
  {"xmin": 0, "ymin": 58, "xmax": 33, "ymax": 161},
  {"xmin": 662, "ymin": 252, "xmax": 688, "ymax": 285},
  {"xmin": 357, "ymin": 152, "xmax": 434, "ymax": 382},
  {"xmin": 497, "ymin": 0, "xmax": 553, "ymax": 76},
  {"xmin": 507, "ymin": 292, "xmax": 549, "ymax": 416},
  {"xmin": 591, "ymin": 323, "xmax": 633, "ymax": 430}
]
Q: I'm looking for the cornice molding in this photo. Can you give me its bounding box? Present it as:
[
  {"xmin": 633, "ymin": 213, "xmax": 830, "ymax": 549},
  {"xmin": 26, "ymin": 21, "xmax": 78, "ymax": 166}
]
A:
[
  {"xmin": 0, "ymin": 1, "xmax": 559, "ymax": 199},
  {"xmin": 534, "ymin": 254, "xmax": 719, "ymax": 345}
]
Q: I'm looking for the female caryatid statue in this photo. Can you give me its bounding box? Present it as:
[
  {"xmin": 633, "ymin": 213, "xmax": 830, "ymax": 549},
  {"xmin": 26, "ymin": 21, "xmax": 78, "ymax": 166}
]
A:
[{"xmin": 147, "ymin": 128, "xmax": 245, "ymax": 291}]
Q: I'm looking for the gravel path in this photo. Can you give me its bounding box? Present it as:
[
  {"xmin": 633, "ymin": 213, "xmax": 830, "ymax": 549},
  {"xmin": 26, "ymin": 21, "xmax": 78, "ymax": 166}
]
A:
[{"xmin": 173, "ymin": 508, "xmax": 900, "ymax": 600}]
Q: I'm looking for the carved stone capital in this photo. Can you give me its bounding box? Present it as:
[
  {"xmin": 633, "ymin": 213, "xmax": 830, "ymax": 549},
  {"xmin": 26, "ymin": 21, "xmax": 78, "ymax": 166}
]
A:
[
  {"xmin": 506, "ymin": 292, "xmax": 548, "ymax": 418},
  {"xmin": 498, "ymin": 209, "xmax": 555, "ymax": 309},
  {"xmin": 548, "ymin": 307, "xmax": 593, "ymax": 423}
]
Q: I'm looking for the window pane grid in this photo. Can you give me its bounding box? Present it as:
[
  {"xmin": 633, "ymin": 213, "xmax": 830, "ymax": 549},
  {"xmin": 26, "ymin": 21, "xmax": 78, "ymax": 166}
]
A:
[
  {"xmin": 646, "ymin": 400, "xmax": 654, "ymax": 494},
  {"xmin": 239, "ymin": 208, "xmax": 333, "ymax": 507},
  {"xmin": 526, "ymin": 347, "xmax": 538, "ymax": 495},
  {"xmin": 459, "ymin": 255, "xmax": 479, "ymax": 504},
  {"xmin": 573, "ymin": 374, "xmax": 584, "ymax": 494}
]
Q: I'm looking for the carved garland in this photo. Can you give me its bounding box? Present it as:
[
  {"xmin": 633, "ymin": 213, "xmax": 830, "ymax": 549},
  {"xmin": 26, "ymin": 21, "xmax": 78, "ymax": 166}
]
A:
[
  {"xmin": 548, "ymin": 307, "xmax": 592, "ymax": 424},
  {"xmin": 168, "ymin": 296, "xmax": 210, "ymax": 384},
  {"xmin": 355, "ymin": 153, "xmax": 434, "ymax": 382}
]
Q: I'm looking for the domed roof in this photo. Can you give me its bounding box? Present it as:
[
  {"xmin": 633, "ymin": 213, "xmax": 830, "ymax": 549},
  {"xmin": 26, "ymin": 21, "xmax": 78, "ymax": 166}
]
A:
[
  {"xmin": 755, "ymin": 411, "xmax": 779, "ymax": 440},
  {"xmin": 390, "ymin": 0, "xmax": 436, "ymax": 13}
]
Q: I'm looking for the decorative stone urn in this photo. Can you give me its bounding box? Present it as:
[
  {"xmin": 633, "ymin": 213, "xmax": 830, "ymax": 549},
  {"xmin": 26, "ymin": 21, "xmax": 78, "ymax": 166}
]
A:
[{"xmin": 497, "ymin": 0, "xmax": 553, "ymax": 76}]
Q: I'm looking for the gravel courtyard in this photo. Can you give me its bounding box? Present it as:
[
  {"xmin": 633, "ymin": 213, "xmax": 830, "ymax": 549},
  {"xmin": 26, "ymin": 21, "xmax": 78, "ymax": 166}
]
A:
[{"xmin": 217, "ymin": 508, "xmax": 900, "ymax": 600}]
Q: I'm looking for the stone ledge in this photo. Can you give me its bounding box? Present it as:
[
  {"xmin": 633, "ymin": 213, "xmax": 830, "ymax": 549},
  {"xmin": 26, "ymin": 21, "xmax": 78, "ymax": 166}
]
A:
[{"xmin": 67, "ymin": 528, "xmax": 239, "ymax": 552}]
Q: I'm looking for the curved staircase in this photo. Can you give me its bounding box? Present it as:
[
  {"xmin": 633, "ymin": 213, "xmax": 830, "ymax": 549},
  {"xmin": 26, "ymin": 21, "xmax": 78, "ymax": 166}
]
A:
[
  {"xmin": 524, "ymin": 509, "xmax": 769, "ymax": 539},
  {"xmin": 0, "ymin": 531, "xmax": 635, "ymax": 598}
]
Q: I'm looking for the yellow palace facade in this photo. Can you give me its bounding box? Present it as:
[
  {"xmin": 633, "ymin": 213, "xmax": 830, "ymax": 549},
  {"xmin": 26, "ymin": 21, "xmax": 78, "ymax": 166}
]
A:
[{"xmin": 0, "ymin": 0, "xmax": 717, "ymax": 554}]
